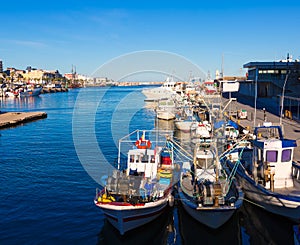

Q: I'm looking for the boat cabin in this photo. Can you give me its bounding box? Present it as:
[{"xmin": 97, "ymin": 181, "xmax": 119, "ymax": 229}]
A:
[
  {"xmin": 194, "ymin": 149, "xmax": 216, "ymax": 182},
  {"xmin": 253, "ymin": 124, "xmax": 297, "ymax": 189},
  {"xmin": 127, "ymin": 148, "xmax": 158, "ymax": 179}
]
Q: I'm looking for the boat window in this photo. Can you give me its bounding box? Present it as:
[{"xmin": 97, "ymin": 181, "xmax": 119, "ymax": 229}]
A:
[
  {"xmin": 281, "ymin": 149, "xmax": 292, "ymax": 162},
  {"xmin": 196, "ymin": 158, "xmax": 205, "ymax": 168},
  {"xmin": 266, "ymin": 150, "xmax": 278, "ymax": 162},
  {"xmin": 206, "ymin": 158, "xmax": 215, "ymax": 169},
  {"xmin": 130, "ymin": 155, "xmax": 135, "ymax": 163},
  {"xmin": 196, "ymin": 158, "xmax": 214, "ymax": 169},
  {"xmin": 150, "ymin": 155, "xmax": 155, "ymax": 163},
  {"xmin": 141, "ymin": 154, "xmax": 149, "ymax": 163}
]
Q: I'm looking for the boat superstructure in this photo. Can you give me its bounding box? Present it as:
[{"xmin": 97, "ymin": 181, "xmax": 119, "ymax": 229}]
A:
[{"xmin": 94, "ymin": 130, "xmax": 175, "ymax": 235}]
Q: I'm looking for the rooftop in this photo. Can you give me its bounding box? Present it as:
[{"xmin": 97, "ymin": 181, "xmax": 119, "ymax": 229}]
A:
[{"xmin": 244, "ymin": 60, "xmax": 300, "ymax": 69}]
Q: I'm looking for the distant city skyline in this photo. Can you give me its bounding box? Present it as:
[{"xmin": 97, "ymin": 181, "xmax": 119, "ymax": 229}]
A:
[{"xmin": 1, "ymin": 0, "xmax": 300, "ymax": 80}]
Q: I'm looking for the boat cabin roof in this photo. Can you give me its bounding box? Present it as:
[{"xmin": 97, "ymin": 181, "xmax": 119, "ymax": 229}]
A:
[
  {"xmin": 128, "ymin": 148, "xmax": 155, "ymax": 156},
  {"xmin": 253, "ymin": 125, "xmax": 297, "ymax": 149}
]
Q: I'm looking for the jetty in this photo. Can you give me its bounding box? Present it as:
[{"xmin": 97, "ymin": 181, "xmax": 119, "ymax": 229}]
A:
[
  {"xmin": 41, "ymin": 87, "xmax": 68, "ymax": 93},
  {"xmin": 0, "ymin": 112, "xmax": 47, "ymax": 129}
]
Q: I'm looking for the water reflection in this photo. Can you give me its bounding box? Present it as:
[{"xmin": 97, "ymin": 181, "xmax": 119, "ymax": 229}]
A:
[
  {"xmin": 97, "ymin": 206, "xmax": 176, "ymax": 245},
  {"xmin": 0, "ymin": 96, "xmax": 43, "ymax": 111},
  {"xmin": 239, "ymin": 201, "xmax": 295, "ymax": 245},
  {"xmin": 177, "ymin": 201, "xmax": 240, "ymax": 245}
]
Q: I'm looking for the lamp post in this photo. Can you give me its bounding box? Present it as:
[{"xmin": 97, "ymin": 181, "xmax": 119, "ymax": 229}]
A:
[
  {"xmin": 254, "ymin": 68, "xmax": 258, "ymax": 127},
  {"xmin": 279, "ymin": 71, "xmax": 290, "ymax": 126}
]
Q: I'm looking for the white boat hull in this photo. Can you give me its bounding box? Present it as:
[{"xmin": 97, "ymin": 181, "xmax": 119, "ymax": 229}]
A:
[
  {"xmin": 178, "ymin": 186, "xmax": 237, "ymax": 229},
  {"xmin": 95, "ymin": 198, "xmax": 169, "ymax": 235},
  {"xmin": 175, "ymin": 121, "xmax": 197, "ymax": 132},
  {"xmin": 142, "ymin": 88, "xmax": 175, "ymax": 100},
  {"xmin": 156, "ymin": 110, "xmax": 175, "ymax": 120}
]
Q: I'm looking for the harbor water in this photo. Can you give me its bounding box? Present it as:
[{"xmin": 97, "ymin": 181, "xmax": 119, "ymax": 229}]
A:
[{"xmin": 0, "ymin": 87, "xmax": 296, "ymax": 244}]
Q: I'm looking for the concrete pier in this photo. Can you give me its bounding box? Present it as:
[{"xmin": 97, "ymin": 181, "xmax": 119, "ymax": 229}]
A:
[
  {"xmin": 229, "ymin": 100, "xmax": 300, "ymax": 162},
  {"xmin": 41, "ymin": 87, "xmax": 68, "ymax": 93},
  {"xmin": 0, "ymin": 112, "xmax": 47, "ymax": 129}
]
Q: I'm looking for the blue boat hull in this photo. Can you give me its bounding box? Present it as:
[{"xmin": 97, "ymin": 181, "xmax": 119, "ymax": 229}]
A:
[{"xmin": 20, "ymin": 87, "xmax": 42, "ymax": 97}]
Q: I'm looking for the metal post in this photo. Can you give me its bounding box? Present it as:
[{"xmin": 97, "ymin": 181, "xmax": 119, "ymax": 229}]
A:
[
  {"xmin": 117, "ymin": 140, "xmax": 121, "ymax": 170},
  {"xmin": 254, "ymin": 68, "xmax": 258, "ymax": 127},
  {"xmin": 280, "ymin": 72, "xmax": 290, "ymax": 126}
]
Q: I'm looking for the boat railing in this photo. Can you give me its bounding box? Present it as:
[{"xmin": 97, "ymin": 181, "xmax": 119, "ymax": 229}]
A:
[{"xmin": 117, "ymin": 129, "xmax": 174, "ymax": 169}]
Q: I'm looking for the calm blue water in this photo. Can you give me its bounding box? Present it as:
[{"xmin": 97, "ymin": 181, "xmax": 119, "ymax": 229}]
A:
[{"xmin": 0, "ymin": 87, "xmax": 296, "ymax": 244}]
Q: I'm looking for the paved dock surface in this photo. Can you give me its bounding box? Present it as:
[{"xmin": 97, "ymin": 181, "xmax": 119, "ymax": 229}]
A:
[
  {"xmin": 0, "ymin": 112, "xmax": 47, "ymax": 129},
  {"xmin": 231, "ymin": 101, "xmax": 300, "ymax": 163}
]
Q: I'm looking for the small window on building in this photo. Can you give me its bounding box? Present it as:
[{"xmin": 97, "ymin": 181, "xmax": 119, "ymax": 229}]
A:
[
  {"xmin": 281, "ymin": 149, "xmax": 292, "ymax": 162},
  {"xmin": 281, "ymin": 70, "xmax": 287, "ymax": 74},
  {"xmin": 266, "ymin": 150, "xmax": 278, "ymax": 162}
]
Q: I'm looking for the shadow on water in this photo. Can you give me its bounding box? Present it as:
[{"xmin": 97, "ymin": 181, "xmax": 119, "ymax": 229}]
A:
[
  {"xmin": 97, "ymin": 206, "xmax": 177, "ymax": 245},
  {"xmin": 95, "ymin": 192, "xmax": 297, "ymax": 245},
  {"xmin": 177, "ymin": 201, "xmax": 241, "ymax": 245},
  {"xmin": 238, "ymin": 201, "xmax": 295, "ymax": 245}
]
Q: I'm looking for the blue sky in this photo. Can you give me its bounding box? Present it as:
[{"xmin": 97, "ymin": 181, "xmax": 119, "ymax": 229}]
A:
[{"xmin": 1, "ymin": 0, "xmax": 300, "ymax": 80}]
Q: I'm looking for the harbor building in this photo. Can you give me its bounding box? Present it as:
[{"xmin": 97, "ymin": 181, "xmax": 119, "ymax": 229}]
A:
[{"xmin": 238, "ymin": 55, "xmax": 300, "ymax": 119}]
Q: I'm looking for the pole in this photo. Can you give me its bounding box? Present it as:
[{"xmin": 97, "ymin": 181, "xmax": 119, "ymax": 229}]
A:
[
  {"xmin": 117, "ymin": 140, "xmax": 121, "ymax": 170},
  {"xmin": 254, "ymin": 68, "xmax": 258, "ymax": 127},
  {"xmin": 279, "ymin": 72, "xmax": 290, "ymax": 126}
]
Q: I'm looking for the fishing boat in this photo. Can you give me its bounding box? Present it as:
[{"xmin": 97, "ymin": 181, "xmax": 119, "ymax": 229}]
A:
[
  {"xmin": 19, "ymin": 86, "xmax": 43, "ymax": 97},
  {"xmin": 94, "ymin": 130, "xmax": 175, "ymax": 235},
  {"xmin": 142, "ymin": 76, "xmax": 177, "ymax": 100},
  {"xmin": 223, "ymin": 123, "xmax": 300, "ymax": 222},
  {"xmin": 178, "ymin": 140, "xmax": 244, "ymax": 229},
  {"xmin": 192, "ymin": 121, "xmax": 211, "ymax": 144},
  {"xmin": 155, "ymin": 98, "xmax": 176, "ymax": 120},
  {"xmin": 174, "ymin": 107, "xmax": 198, "ymax": 133},
  {"xmin": 203, "ymin": 80, "xmax": 218, "ymax": 95}
]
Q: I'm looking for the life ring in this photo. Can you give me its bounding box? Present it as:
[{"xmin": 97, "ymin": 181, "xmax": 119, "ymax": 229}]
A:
[{"xmin": 135, "ymin": 139, "xmax": 151, "ymax": 149}]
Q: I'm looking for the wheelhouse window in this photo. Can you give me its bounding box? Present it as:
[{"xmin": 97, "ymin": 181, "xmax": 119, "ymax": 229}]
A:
[
  {"xmin": 196, "ymin": 158, "xmax": 214, "ymax": 169},
  {"xmin": 281, "ymin": 149, "xmax": 292, "ymax": 162},
  {"xmin": 266, "ymin": 150, "xmax": 278, "ymax": 162},
  {"xmin": 130, "ymin": 155, "xmax": 135, "ymax": 163}
]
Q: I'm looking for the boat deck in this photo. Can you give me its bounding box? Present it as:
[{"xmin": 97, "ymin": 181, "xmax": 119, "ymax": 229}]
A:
[{"xmin": 274, "ymin": 187, "xmax": 300, "ymax": 196}]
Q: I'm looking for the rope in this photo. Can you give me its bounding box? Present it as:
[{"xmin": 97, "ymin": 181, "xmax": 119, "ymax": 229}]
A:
[{"xmin": 168, "ymin": 138, "xmax": 193, "ymax": 159}]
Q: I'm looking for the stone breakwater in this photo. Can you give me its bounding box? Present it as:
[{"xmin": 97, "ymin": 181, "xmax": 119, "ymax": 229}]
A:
[{"xmin": 0, "ymin": 112, "xmax": 47, "ymax": 129}]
